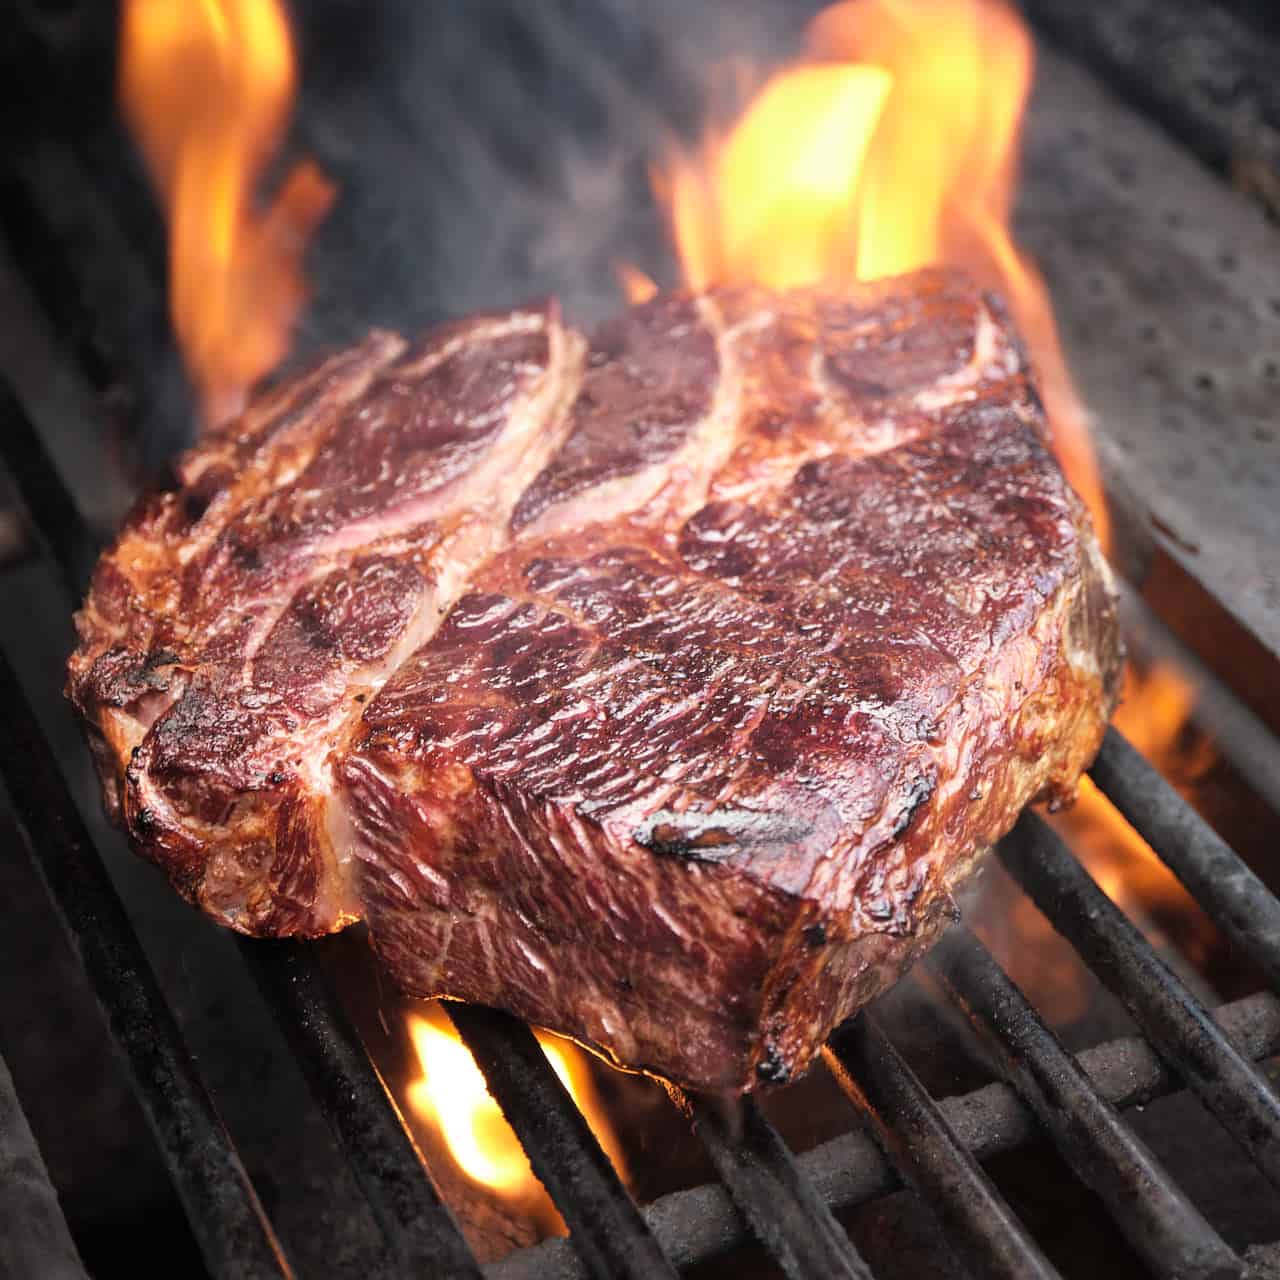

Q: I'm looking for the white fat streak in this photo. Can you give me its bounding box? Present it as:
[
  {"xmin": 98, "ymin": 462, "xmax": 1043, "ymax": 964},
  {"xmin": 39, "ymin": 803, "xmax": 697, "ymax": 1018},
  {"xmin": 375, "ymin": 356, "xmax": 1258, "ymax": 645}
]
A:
[
  {"xmin": 176, "ymin": 333, "xmax": 408, "ymax": 567},
  {"xmin": 712, "ymin": 296, "xmax": 1008, "ymax": 508},
  {"xmin": 129, "ymin": 315, "xmax": 586, "ymax": 927},
  {"xmin": 661, "ymin": 294, "xmax": 753, "ymax": 521},
  {"xmin": 512, "ymin": 286, "xmax": 1000, "ymax": 543},
  {"xmin": 516, "ymin": 294, "xmax": 747, "ymax": 540},
  {"xmin": 200, "ymin": 315, "xmax": 558, "ymax": 672},
  {"xmin": 190, "ymin": 315, "xmax": 577, "ymax": 689},
  {"xmin": 912, "ymin": 303, "xmax": 1005, "ymax": 411},
  {"xmin": 725, "ymin": 295, "xmax": 1001, "ymax": 455},
  {"xmin": 319, "ymin": 320, "xmax": 589, "ymax": 885},
  {"xmin": 516, "ymin": 464, "xmax": 679, "ymax": 541}
]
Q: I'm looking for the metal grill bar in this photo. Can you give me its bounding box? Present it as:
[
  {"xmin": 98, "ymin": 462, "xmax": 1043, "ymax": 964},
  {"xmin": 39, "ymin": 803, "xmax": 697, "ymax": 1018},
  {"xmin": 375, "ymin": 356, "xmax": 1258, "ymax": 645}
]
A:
[
  {"xmin": 929, "ymin": 925, "xmax": 1241, "ymax": 1280},
  {"xmin": 0, "ymin": 648, "xmax": 290, "ymax": 1280},
  {"xmin": 0, "ymin": 1049, "xmax": 89, "ymax": 1280},
  {"xmin": 0, "ymin": 380, "xmax": 484, "ymax": 1277},
  {"xmin": 668, "ymin": 1088, "xmax": 874, "ymax": 1280},
  {"xmin": 826, "ymin": 1011, "xmax": 1060, "ymax": 1280},
  {"xmin": 0, "ymin": 379, "xmax": 99, "ymax": 596},
  {"xmin": 1090, "ymin": 726, "xmax": 1280, "ymax": 990},
  {"xmin": 244, "ymin": 942, "xmax": 482, "ymax": 1280},
  {"xmin": 445, "ymin": 1003, "xmax": 678, "ymax": 1280},
  {"xmin": 1001, "ymin": 812, "xmax": 1280, "ymax": 1190},
  {"xmin": 492, "ymin": 990, "xmax": 1280, "ymax": 1279}
]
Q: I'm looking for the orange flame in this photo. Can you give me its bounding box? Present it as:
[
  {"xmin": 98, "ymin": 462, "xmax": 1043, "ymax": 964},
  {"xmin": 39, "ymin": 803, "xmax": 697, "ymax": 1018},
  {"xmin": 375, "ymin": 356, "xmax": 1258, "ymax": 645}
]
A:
[
  {"xmin": 406, "ymin": 1003, "xmax": 627, "ymax": 1230},
  {"xmin": 615, "ymin": 262, "xmax": 660, "ymax": 305},
  {"xmin": 979, "ymin": 659, "xmax": 1214, "ymax": 1025},
  {"xmin": 119, "ymin": 0, "xmax": 334, "ymax": 425},
  {"xmin": 1052, "ymin": 662, "xmax": 1215, "ymax": 959},
  {"xmin": 652, "ymin": 0, "xmax": 1109, "ymax": 549}
]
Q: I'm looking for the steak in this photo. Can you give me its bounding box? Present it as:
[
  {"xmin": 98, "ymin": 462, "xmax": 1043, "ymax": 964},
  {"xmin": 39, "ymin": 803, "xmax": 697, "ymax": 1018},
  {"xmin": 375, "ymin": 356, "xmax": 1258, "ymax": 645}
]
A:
[{"xmin": 68, "ymin": 269, "xmax": 1122, "ymax": 1091}]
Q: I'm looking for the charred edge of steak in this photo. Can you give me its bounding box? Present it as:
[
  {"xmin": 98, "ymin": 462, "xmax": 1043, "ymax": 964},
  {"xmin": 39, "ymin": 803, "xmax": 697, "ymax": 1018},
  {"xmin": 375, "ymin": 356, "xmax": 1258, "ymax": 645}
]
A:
[{"xmin": 634, "ymin": 810, "xmax": 816, "ymax": 863}]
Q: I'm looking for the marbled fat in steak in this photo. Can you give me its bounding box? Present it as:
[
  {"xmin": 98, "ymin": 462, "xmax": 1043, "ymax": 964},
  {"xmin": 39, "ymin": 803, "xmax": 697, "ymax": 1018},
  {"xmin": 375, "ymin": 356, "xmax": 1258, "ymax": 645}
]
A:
[{"xmin": 68, "ymin": 270, "xmax": 1121, "ymax": 1091}]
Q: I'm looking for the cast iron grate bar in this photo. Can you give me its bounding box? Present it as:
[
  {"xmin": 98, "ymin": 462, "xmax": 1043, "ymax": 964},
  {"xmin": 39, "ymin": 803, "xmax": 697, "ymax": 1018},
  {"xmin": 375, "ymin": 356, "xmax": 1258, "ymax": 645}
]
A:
[
  {"xmin": 244, "ymin": 942, "xmax": 483, "ymax": 1280},
  {"xmin": 445, "ymin": 1003, "xmax": 679, "ymax": 1280},
  {"xmin": 668, "ymin": 1087, "xmax": 875, "ymax": 1280},
  {"xmin": 1001, "ymin": 812, "xmax": 1280, "ymax": 1190},
  {"xmin": 0, "ymin": 1047, "xmax": 90, "ymax": 1280},
  {"xmin": 928, "ymin": 925, "xmax": 1242, "ymax": 1280},
  {"xmin": 0, "ymin": 646, "xmax": 290, "ymax": 1280},
  {"xmin": 826, "ymin": 1011, "xmax": 1061, "ymax": 1280},
  {"xmin": 1089, "ymin": 726, "xmax": 1280, "ymax": 991},
  {"xmin": 0, "ymin": 379, "xmax": 100, "ymax": 594},
  {"xmin": 0, "ymin": 377, "xmax": 484, "ymax": 1277},
  {"xmin": 490, "ymin": 988, "xmax": 1280, "ymax": 1279}
]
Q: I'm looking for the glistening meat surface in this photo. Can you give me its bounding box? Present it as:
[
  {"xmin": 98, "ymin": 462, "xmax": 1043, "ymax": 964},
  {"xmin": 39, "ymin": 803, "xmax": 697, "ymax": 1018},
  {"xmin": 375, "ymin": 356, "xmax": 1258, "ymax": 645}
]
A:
[{"xmin": 68, "ymin": 270, "xmax": 1121, "ymax": 1091}]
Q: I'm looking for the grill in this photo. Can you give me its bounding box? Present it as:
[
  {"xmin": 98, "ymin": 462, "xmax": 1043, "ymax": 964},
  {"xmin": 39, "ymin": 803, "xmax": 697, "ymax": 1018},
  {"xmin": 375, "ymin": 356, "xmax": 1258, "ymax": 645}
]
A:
[{"xmin": 2, "ymin": 3, "xmax": 1279, "ymax": 1278}]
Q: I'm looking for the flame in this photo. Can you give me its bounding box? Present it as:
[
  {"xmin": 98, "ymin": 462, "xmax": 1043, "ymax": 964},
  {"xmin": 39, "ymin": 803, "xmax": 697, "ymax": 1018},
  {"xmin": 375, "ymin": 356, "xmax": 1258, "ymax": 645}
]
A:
[
  {"xmin": 649, "ymin": 0, "xmax": 1109, "ymax": 549},
  {"xmin": 667, "ymin": 63, "xmax": 892, "ymax": 293},
  {"xmin": 406, "ymin": 1003, "xmax": 627, "ymax": 1228},
  {"xmin": 1051, "ymin": 662, "xmax": 1215, "ymax": 961},
  {"xmin": 119, "ymin": 0, "xmax": 334, "ymax": 425},
  {"xmin": 615, "ymin": 262, "xmax": 660, "ymax": 305},
  {"xmin": 978, "ymin": 659, "xmax": 1215, "ymax": 1024}
]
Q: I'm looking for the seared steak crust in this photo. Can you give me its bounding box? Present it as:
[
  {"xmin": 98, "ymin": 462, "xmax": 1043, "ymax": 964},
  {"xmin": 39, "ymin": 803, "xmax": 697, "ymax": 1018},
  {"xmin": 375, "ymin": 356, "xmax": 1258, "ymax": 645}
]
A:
[{"xmin": 69, "ymin": 270, "xmax": 1121, "ymax": 1090}]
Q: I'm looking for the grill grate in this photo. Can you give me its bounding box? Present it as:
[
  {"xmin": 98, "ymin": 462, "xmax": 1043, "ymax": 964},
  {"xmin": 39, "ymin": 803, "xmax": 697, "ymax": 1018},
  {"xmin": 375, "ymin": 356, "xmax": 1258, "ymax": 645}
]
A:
[
  {"xmin": 931, "ymin": 926, "xmax": 1239, "ymax": 1280},
  {"xmin": 826, "ymin": 1011, "xmax": 1059, "ymax": 1280},
  {"xmin": 0, "ymin": 630, "xmax": 288, "ymax": 1279},
  {"xmin": 496, "ymin": 987, "xmax": 1280, "ymax": 1279},
  {"xmin": 4, "ymin": 1, "xmax": 1280, "ymax": 1257},
  {"xmin": 670, "ymin": 1089, "xmax": 874, "ymax": 1280},
  {"xmin": 1090, "ymin": 728, "xmax": 1280, "ymax": 987},
  {"xmin": 241, "ymin": 941, "xmax": 483, "ymax": 1279},
  {"xmin": 444, "ymin": 1003, "xmax": 678, "ymax": 1280},
  {"xmin": 2, "ymin": 355, "xmax": 1280, "ymax": 1280},
  {"xmin": 1003, "ymin": 816, "xmax": 1280, "ymax": 1193}
]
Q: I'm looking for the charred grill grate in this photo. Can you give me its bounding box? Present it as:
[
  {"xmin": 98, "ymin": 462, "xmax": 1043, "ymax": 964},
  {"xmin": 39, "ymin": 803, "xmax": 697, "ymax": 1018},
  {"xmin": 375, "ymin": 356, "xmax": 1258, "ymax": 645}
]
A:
[{"xmin": 2, "ymin": 351, "xmax": 1280, "ymax": 1280}]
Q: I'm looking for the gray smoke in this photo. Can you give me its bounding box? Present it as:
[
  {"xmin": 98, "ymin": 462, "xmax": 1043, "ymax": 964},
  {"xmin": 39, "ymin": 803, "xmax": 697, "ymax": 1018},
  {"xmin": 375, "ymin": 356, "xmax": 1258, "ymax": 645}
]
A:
[{"xmin": 283, "ymin": 0, "xmax": 824, "ymax": 359}]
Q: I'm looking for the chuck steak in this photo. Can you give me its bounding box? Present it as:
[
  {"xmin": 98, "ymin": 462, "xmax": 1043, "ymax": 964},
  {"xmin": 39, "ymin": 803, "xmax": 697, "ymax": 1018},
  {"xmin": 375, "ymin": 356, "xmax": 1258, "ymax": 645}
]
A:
[{"xmin": 68, "ymin": 270, "xmax": 1121, "ymax": 1091}]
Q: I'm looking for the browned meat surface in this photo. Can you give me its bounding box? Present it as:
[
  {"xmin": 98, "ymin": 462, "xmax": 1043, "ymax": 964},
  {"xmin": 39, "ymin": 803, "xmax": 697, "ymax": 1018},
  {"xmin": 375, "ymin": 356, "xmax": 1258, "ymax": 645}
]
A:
[{"xmin": 68, "ymin": 269, "xmax": 1121, "ymax": 1091}]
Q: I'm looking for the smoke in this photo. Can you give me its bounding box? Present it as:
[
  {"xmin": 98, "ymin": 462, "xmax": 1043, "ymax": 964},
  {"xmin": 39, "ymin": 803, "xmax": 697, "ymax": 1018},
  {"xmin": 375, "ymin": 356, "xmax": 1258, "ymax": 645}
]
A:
[{"xmin": 283, "ymin": 0, "xmax": 824, "ymax": 358}]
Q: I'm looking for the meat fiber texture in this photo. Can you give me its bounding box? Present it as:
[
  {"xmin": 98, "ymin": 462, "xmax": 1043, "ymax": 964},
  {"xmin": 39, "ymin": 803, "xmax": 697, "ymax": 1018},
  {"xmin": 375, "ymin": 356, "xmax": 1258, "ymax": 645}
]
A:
[{"xmin": 69, "ymin": 270, "xmax": 1122, "ymax": 1091}]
